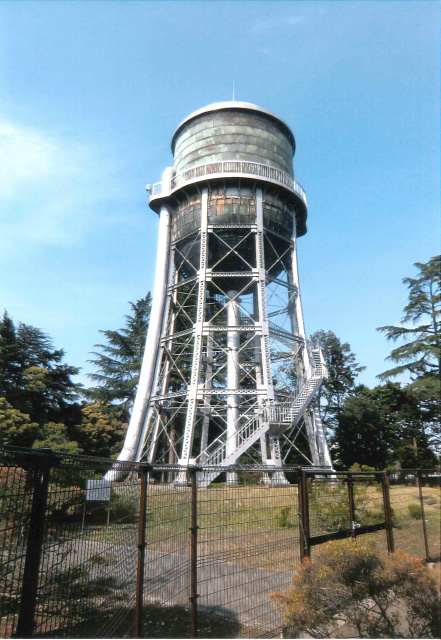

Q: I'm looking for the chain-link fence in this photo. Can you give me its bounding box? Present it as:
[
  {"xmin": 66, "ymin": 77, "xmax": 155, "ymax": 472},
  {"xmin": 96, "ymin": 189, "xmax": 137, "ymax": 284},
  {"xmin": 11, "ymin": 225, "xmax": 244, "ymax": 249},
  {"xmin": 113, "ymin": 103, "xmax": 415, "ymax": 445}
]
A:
[{"xmin": 0, "ymin": 448, "xmax": 438, "ymax": 639}]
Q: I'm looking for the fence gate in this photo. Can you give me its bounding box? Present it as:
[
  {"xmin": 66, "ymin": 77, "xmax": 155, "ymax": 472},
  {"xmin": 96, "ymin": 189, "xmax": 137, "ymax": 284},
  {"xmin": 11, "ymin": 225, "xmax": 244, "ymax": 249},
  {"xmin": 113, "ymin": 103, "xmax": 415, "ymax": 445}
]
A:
[{"xmin": 298, "ymin": 470, "xmax": 394, "ymax": 559}]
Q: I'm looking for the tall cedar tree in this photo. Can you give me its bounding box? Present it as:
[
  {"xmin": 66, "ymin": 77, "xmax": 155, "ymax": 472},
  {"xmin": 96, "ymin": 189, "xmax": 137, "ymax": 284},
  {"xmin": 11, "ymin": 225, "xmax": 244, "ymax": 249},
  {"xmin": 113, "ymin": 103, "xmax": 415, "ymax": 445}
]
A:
[
  {"xmin": 0, "ymin": 311, "xmax": 80, "ymax": 428},
  {"xmin": 377, "ymin": 255, "xmax": 440, "ymax": 380},
  {"xmin": 310, "ymin": 330, "xmax": 365, "ymax": 434},
  {"xmin": 377, "ymin": 255, "xmax": 440, "ymax": 451},
  {"xmin": 86, "ymin": 294, "xmax": 151, "ymax": 417}
]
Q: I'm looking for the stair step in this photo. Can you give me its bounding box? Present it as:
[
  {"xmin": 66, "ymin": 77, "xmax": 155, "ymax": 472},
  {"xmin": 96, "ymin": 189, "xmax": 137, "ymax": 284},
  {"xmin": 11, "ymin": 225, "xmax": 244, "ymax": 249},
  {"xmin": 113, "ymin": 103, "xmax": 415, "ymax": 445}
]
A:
[{"xmin": 197, "ymin": 351, "xmax": 327, "ymax": 487}]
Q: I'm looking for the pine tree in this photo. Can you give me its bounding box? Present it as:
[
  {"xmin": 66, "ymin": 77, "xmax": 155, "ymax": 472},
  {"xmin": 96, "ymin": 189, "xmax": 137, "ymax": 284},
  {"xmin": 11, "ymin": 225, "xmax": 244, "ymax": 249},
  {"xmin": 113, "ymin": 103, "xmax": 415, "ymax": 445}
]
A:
[
  {"xmin": 86, "ymin": 294, "xmax": 151, "ymax": 415},
  {"xmin": 377, "ymin": 256, "xmax": 440, "ymax": 454},
  {"xmin": 377, "ymin": 255, "xmax": 440, "ymax": 381},
  {"xmin": 0, "ymin": 311, "xmax": 80, "ymax": 428}
]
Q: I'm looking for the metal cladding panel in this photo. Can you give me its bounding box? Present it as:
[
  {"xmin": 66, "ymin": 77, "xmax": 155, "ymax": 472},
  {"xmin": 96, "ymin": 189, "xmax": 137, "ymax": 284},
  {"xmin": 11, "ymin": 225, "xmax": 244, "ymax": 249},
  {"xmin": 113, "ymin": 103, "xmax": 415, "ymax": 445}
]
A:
[
  {"xmin": 173, "ymin": 192, "xmax": 293, "ymax": 244},
  {"xmin": 173, "ymin": 111, "xmax": 294, "ymax": 176}
]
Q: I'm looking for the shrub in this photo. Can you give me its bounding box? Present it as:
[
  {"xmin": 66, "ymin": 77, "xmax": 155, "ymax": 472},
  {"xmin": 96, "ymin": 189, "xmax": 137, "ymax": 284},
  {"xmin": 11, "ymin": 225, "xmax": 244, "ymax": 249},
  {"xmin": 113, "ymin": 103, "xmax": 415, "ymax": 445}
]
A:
[
  {"xmin": 309, "ymin": 486, "xmax": 350, "ymax": 532},
  {"xmin": 241, "ymin": 471, "xmax": 263, "ymax": 485},
  {"xmin": 349, "ymin": 463, "xmax": 376, "ymax": 472},
  {"xmin": 276, "ymin": 506, "xmax": 294, "ymax": 528},
  {"xmin": 271, "ymin": 539, "xmax": 441, "ymax": 638},
  {"xmin": 408, "ymin": 503, "xmax": 422, "ymax": 520}
]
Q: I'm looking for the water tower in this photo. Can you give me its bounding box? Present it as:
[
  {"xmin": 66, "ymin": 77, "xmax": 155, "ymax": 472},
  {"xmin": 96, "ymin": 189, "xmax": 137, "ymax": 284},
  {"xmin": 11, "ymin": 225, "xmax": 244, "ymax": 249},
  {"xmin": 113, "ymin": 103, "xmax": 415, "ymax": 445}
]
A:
[{"xmin": 113, "ymin": 102, "xmax": 332, "ymax": 485}]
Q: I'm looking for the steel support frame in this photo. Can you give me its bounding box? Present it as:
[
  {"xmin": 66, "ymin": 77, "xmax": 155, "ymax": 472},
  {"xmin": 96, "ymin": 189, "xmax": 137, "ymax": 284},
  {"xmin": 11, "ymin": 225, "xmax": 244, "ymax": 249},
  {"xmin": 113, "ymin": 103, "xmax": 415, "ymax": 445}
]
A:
[
  {"xmin": 283, "ymin": 216, "xmax": 332, "ymax": 468},
  {"xmin": 115, "ymin": 180, "xmax": 332, "ymax": 480},
  {"xmin": 176, "ymin": 189, "xmax": 209, "ymax": 482}
]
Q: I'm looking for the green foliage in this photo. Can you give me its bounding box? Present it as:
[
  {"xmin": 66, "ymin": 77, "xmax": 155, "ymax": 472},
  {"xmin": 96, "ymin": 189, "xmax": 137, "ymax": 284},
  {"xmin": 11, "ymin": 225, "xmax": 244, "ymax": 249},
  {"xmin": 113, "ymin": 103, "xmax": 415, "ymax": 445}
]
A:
[
  {"xmin": 276, "ymin": 506, "xmax": 295, "ymax": 528},
  {"xmin": 86, "ymin": 294, "xmax": 151, "ymax": 415},
  {"xmin": 272, "ymin": 539, "xmax": 441, "ymax": 638},
  {"xmin": 376, "ymin": 256, "xmax": 440, "ymax": 456},
  {"xmin": 309, "ymin": 330, "xmax": 365, "ymax": 434},
  {"xmin": 32, "ymin": 422, "xmax": 83, "ymax": 454},
  {"xmin": 377, "ymin": 255, "xmax": 440, "ymax": 381},
  {"xmin": 0, "ymin": 311, "xmax": 81, "ymax": 446},
  {"xmin": 71, "ymin": 403, "xmax": 126, "ymax": 458},
  {"xmin": 0, "ymin": 396, "xmax": 40, "ymax": 447},
  {"xmin": 333, "ymin": 382, "xmax": 437, "ymax": 469},
  {"xmin": 407, "ymin": 503, "xmax": 422, "ymax": 520},
  {"xmin": 407, "ymin": 376, "xmax": 441, "ymax": 454},
  {"xmin": 349, "ymin": 463, "xmax": 376, "ymax": 472},
  {"xmin": 333, "ymin": 384, "xmax": 400, "ymax": 469}
]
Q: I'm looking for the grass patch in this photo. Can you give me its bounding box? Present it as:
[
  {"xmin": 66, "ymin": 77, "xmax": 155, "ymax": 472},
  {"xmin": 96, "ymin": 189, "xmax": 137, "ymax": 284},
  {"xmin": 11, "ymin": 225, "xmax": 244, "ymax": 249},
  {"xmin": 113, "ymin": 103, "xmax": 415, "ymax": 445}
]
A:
[{"xmin": 408, "ymin": 503, "xmax": 422, "ymax": 520}]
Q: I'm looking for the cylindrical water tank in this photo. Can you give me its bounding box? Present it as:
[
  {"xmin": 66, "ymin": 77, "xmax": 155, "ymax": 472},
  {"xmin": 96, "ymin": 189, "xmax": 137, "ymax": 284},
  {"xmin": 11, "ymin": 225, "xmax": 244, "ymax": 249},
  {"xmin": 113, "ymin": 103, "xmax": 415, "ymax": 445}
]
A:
[
  {"xmin": 172, "ymin": 102, "xmax": 295, "ymax": 176},
  {"xmin": 149, "ymin": 102, "xmax": 307, "ymax": 255}
]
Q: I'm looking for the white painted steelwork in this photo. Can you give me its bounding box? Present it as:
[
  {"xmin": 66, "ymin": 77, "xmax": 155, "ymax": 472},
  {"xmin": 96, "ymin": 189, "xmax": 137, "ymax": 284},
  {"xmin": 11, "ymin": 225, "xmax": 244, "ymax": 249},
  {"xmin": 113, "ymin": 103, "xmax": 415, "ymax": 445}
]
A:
[
  {"xmin": 111, "ymin": 102, "xmax": 333, "ymax": 485},
  {"xmin": 226, "ymin": 290, "xmax": 240, "ymax": 484}
]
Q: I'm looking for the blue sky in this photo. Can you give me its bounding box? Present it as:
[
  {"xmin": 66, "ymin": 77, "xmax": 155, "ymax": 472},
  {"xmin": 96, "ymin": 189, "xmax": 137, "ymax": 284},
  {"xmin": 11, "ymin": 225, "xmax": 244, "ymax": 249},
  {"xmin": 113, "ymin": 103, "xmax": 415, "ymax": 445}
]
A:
[{"xmin": 0, "ymin": 1, "xmax": 439, "ymax": 389}]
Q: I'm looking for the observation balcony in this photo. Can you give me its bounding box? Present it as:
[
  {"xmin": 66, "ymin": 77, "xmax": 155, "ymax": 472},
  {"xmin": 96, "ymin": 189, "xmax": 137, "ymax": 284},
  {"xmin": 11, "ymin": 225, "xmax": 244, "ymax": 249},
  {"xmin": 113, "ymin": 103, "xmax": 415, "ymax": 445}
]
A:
[{"xmin": 148, "ymin": 159, "xmax": 307, "ymax": 210}]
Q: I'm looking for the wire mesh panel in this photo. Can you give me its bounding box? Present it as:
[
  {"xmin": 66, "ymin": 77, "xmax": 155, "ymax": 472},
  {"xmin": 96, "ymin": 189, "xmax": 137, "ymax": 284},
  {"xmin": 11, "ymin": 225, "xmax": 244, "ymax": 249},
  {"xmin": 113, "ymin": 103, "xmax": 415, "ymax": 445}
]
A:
[
  {"xmin": 308, "ymin": 475, "xmax": 350, "ymax": 540},
  {"xmin": 352, "ymin": 474, "xmax": 388, "ymax": 550},
  {"xmin": 389, "ymin": 470, "xmax": 440, "ymax": 561},
  {"xmin": 35, "ymin": 456, "xmax": 143, "ymax": 639},
  {"xmin": 0, "ymin": 456, "xmax": 34, "ymax": 637},
  {"xmin": 1, "ymin": 449, "xmax": 438, "ymax": 640},
  {"xmin": 141, "ymin": 466, "xmax": 192, "ymax": 639},
  {"xmin": 306, "ymin": 472, "xmax": 388, "ymax": 555},
  {"xmin": 196, "ymin": 466, "xmax": 300, "ymax": 639},
  {"xmin": 0, "ymin": 448, "xmax": 147, "ymax": 639},
  {"xmin": 418, "ymin": 470, "xmax": 441, "ymax": 561}
]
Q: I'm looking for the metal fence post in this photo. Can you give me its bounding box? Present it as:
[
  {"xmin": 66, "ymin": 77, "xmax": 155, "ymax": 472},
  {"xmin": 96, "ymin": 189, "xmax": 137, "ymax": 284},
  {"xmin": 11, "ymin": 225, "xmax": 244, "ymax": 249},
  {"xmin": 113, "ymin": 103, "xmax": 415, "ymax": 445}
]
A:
[
  {"xmin": 416, "ymin": 470, "xmax": 430, "ymax": 562},
  {"xmin": 298, "ymin": 470, "xmax": 310, "ymax": 560},
  {"xmin": 189, "ymin": 468, "xmax": 199, "ymax": 638},
  {"xmin": 382, "ymin": 469, "xmax": 395, "ymax": 553},
  {"xmin": 189, "ymin": 467, "xmax": 198, "ymax": 638},
  {"xmin": 15, "ymin": 451, "xmax": 54, "ymax": 639},
  {"xmin": 347, "ymin": 474, "xmax": 356, "ymax": 538},
  {"xmin": 189, "ymin": 469, "xmax": 199, "ymax": 638},
  {"xmin": 135, "ymin": 465, "xmax": 149, "ymax": 638},
  {"xmin": 297, "ymin": 470, "xmax": 304, "ymax": 562}
]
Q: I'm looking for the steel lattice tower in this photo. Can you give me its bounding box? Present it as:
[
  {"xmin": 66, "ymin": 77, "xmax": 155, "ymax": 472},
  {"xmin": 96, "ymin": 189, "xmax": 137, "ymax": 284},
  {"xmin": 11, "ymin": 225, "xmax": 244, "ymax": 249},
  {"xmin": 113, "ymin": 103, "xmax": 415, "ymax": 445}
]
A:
[{"xmin": 112, "ymin": 102, "xmax": 332, "ymax": 485}]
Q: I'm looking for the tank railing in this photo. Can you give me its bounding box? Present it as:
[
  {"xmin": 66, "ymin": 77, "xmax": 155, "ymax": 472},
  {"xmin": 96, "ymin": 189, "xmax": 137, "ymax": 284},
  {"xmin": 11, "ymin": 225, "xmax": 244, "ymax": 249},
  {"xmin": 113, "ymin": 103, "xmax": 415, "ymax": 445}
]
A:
[{"xmin": 150, "ymin": 160, "xmax": 307, "ymax": 205}]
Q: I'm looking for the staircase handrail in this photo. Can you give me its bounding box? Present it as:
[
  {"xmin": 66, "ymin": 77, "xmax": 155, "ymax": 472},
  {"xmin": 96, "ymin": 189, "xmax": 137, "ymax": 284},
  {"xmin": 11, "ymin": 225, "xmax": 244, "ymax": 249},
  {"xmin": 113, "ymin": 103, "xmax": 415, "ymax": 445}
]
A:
[
  {"xmin": 196, "ymin": 407, "xmax": 265, "ymax": 465},
  {"xmin": 195, "ymin": 348, "xmax": 327, "ymax": 467}
]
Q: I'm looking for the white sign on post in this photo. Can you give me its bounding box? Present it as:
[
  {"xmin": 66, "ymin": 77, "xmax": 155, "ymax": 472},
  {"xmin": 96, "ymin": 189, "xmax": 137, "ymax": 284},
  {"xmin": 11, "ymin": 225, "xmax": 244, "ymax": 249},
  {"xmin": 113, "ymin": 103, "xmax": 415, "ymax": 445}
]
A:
[{"xmin": 86, "ymin": 479, "xmax": 111, "ymax": 502}]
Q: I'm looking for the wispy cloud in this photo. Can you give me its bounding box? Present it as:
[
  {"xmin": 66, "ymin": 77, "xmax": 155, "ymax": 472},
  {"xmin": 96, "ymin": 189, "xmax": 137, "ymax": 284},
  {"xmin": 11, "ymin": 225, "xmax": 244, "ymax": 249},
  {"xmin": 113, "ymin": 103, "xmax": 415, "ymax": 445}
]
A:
[
  {"xmin": 252, "ymin": 13, "xmax": 305, "ymax": 35},
  {"xmin": 0, "ymin": 119, "xmax": 122, "ymax": 258}
]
